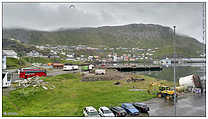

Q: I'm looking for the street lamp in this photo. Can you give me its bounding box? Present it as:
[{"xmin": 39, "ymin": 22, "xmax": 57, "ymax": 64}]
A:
[{"xmin": 173, "ymin": 26, "xmax": 177, "ymax": 116}]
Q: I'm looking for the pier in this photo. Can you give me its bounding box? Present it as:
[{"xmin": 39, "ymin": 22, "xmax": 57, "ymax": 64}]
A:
[{"xmin": 106, "ymin": 65, "xmax": 163, "ymax": 72}]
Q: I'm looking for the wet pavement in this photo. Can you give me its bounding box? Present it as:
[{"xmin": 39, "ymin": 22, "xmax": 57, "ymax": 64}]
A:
[{"xmin": 143, "ymin": 93, "xmax": 206, "ymax": 117}]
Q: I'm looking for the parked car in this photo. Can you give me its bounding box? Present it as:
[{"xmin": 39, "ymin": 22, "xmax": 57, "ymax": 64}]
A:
[
  {"xmin": 121, "ymin": 103, "xmax": 140, "ymax": 116},
  {"xmin": 83, "ymin": 106, "xmax": 100, "ymax": 117},
  {"xmin": 133, "ymin": 102, "xmax": 150, "ymax": 113},
  {"xmin": 98, "ymin": 106, "xmax": 115, "ymax": 117},
  {"xmin": 110, "ymin": 106, "xmax": 127, "ymax": 117}
]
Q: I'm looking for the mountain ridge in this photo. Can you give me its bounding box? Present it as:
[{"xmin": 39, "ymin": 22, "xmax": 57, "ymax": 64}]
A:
[{"xmin": 3, "ymin": 23, "xmax": 204, "ymax": 58}]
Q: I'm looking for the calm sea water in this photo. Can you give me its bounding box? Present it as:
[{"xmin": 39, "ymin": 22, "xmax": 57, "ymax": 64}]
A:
[{"xmin": 135, "ymin": 63, "xmax": 206, "ymax": 83}]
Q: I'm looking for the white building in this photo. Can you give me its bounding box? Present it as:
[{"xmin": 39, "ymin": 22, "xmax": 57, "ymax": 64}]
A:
[
  {"xmin": 3, "ymin": 50, "xmax": 18, "ymax": 59},
  {"xmin": 113, "ymin": 56, "xmax": 117, "ymax": 62},
  {"xmin": 2, "ymin": 55, "xmax": 7, "ymax": 70},
  {"xmin": 67, "ymin": 54, "xmax": 74, "ymax": 58},
  {"xmin": 26, "ymin": 51, "xmax": 43, "ymax": 57},
  {"xmin": 36, "ymin": 45, "xmax": 46, "ymax": 50}
]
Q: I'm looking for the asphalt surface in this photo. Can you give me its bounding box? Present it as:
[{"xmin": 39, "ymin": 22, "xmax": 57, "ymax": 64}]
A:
[
  {"xmin": 143, "ymin": 93, "xmax": 206, "ymax": 117},
  {"xmin": 47, "ymin": 69, "xmax": 81, "ymax": 76}
]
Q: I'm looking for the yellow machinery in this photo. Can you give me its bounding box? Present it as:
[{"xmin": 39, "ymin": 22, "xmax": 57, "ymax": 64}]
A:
[{"xmin": 157, "ymin": 86, "xmax": 176, "ymax": 100}]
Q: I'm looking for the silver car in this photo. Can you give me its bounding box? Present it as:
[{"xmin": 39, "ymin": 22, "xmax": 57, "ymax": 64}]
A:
[
  {"xmin": 83, "ymin": 106, "xmax": 100, "ymax": 117},
  {"xmin": 98, "ymin": 106, "xmax": 115, "ymax": 117}
]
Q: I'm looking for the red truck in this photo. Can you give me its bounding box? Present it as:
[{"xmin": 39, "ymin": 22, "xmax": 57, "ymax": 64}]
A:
[{"xmin": 19, "ymin": 68, "xmax": 47, "ymax": 79}]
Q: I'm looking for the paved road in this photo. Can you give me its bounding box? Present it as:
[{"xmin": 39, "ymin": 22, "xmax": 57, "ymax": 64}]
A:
[
  {"xmin": 47, "ymin": 69, "xmax": 81, "ymax": 76},
  {"xmin": 143, "ymin": 93, "xmax": 206, "ymax": 117}
]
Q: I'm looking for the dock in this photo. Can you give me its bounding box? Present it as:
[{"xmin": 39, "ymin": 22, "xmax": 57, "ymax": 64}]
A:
[{"xmin": 106, "ymin": 65, "xmax": 163, "ymax": 72}]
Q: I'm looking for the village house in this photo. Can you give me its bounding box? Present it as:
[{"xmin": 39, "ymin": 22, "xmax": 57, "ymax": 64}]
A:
[{"xmin": 26, "ymin": 50, "xmax": 45, "ymax": 57}]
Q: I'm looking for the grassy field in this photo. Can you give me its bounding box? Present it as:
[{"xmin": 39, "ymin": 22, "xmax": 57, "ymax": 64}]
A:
[{"xmin": 3, "ymin": 73, "xmax": 173, "ymax": 117}]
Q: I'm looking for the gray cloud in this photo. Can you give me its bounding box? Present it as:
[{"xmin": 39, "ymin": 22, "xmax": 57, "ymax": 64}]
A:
[{"xmin": 3, "ymin": 3, "xmax": 205, "ymax": 42}]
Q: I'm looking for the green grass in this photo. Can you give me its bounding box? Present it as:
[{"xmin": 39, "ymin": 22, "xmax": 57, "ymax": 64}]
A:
[
  {"xmin": 3, "ymin": 73, "xmax": 172, "ymax": 116},
  {"xmin": 22, "ymin": 57, "xmax": 56, "ymax": 64},
  {"xmin": 6, "ymin": 57, "xmax": 25, "ymax": 69},
  {"xmin": 60, "ymin": 60, "xmax": 84, "ymax": 65}
]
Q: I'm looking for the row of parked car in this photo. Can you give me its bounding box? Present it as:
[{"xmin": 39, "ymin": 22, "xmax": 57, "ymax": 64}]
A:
[{"xmin": 83, "ymin": 102, "xmax": 150, "ymax": 117}]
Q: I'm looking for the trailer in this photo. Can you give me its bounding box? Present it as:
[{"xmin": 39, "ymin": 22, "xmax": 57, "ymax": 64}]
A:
[
  {"xmin": 72, "ymin": 65, "xmax": 79, "ymax": 70},
  {"xmin": 2, "ymin": 71, "xmax": 11, "ymax": 88}
]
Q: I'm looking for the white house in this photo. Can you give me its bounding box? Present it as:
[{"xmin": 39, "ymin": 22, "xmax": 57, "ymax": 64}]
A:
[
  {"xmin": 67, "ymin": 54, "xmax": 74, "ymax": 58},
  {"xmin": 26, "ymin": 50, "xmax": 43, "ymax": 57},
  {"xmin": 3, "ymin": 50, "xmax": 18, "ymax": 59}
]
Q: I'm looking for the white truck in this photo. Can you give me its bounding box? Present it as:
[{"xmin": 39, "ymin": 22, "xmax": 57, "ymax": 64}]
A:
[
  {"xmin": 63, "ymin": 65, "xmax": 73, "ymax": 71},
  {"xmin": 63, "ymin": 64, "xmax": 79, "ymax": 71},
  {"xmin": 95, "ymin": 69, "xmax": 106, "ymax": 75},
  {"xmin": 72, "ymin": 65, "xmax": 79, "ymax": 70}
]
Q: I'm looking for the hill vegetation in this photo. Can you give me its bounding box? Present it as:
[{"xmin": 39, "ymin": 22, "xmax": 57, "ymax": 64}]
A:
[{"xmin": 3, "ymin": 23, "xmax": 204, "ymax": 57}]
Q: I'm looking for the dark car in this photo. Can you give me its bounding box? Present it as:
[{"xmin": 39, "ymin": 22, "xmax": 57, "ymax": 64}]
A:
[
  {"xmin": 110, "ymin": 106, "xmax": 127, "ymax": 117},
  {"xmin": 121, "ymin": 103, "xmax": 140, "ymax": 116},
  {"xmin": 133, "ymin": 103, "xmax": 150, "ymax": 113}
]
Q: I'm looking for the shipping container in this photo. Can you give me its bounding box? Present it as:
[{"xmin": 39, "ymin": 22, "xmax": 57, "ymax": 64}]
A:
[
  {"xmin": 81, "ymin": 66, "xmax": 89, "ymax": 71},
  {"xmin": 179, "ymin": 74, "xmax": 202, "ymax": 88}
]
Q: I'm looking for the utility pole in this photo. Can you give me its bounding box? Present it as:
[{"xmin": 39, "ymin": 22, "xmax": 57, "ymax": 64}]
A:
[
  {"xmin": 173, "ymin": 26, "xmax": 177, "ymax": 116},
  {"xmin": 202, "ymin": 2, "xmax": 206, "ymax": 95}
]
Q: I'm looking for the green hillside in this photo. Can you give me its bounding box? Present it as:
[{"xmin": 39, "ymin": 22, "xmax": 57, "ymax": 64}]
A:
[{"xmin": 3, "ymin": 23, "xmax": 204, "ymax": 58}]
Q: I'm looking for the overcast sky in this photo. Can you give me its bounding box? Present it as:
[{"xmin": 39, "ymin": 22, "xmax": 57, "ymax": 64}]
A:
[{"xmin": 3, "ymin": 3, "xmax": 205, "ymax": 43}]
